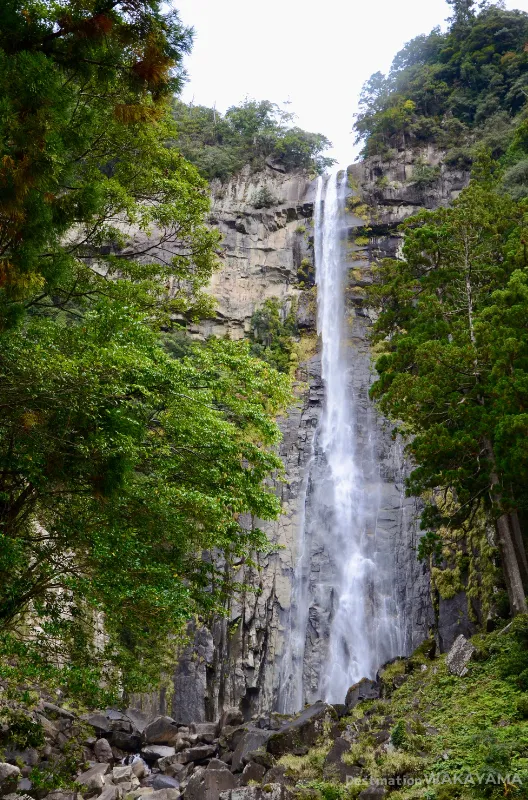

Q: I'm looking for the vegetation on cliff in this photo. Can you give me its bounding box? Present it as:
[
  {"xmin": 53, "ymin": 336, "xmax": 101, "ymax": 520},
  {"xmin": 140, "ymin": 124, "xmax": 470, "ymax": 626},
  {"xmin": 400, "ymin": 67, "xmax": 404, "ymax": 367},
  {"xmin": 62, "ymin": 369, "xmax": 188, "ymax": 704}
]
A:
[
  {"xmin": 355, "ymin": 0, "xmax": 528, "ymax": 175},
  {"xmin": 172, "ymin": 99, "xmax": 336, "ymax": 181},
  {"xmin": 0, "ymin": 0, "xmax": 292, "ymax": 702}
]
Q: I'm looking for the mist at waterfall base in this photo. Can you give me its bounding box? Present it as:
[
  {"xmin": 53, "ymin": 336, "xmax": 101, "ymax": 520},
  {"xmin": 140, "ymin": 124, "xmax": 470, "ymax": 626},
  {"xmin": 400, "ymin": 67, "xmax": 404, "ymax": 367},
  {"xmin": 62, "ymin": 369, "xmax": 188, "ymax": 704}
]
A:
[{"xmin": 279, "ymin": 169, "xmax": 404, "ymax": 712}]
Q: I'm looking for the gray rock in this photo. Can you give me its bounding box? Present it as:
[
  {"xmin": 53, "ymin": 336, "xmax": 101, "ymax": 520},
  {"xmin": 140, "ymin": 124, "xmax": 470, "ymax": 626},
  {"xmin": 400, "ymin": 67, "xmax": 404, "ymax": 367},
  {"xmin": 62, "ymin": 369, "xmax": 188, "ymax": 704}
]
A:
[
  {"xmin": 144, "ymin": 716, "xmax": 181, "ymax": 746},
  {"xmin": 345, "ymin": 679, "xmax": 380, "ymax": 710},
  {"xmin": 111, "ymin": 731, "xmax": 142, "ymax": 752},
  {"xmin": 139, "ymin": 789, "xmax": 180, "ymax": 800},
  {"xmin": 42, "ymin": 702, "xmax": 76, "ymax": 720},
  {"xmin": 219, "ymin": 786, "xmax": 290, "ymax": 800},
  {"xmin": 112, "ymin": 765, "xmax": 133, "ymax": 783},
  {"xmin": 84, "ymin": 713, "xmax": 112, "ymax": 737},
  {"xmin": 266, "ymin": 703, "xmax": 337, "ymax": 759},
  {"xmin": 231, "ymin": 730, "xmax": 272, "ymax": 772},
  {"xmin": 190, "ymin": 722, "xmax": 217, "ymax": 739},
  {"xmin": 151, "ymin": 775, "xmax": 180, "ymax": 791},
  {"xmin": 446, "ymin": 634, "xmax": 476, "ymax": 677},
  {"xmin": 176, "ymin": 744, "xmax": 216, "ymax": 764},
  {"xmin": 218, "ymin": 709, "xmax": 244, "ymax": 730},
  {"xmin": 157, "ymin": 755, "xmax": 189, "ymax": 779},
  {"xmin": 141, "ymin": 745, "xmax": 176, "ymax": 762},
  {"xmin": 77, "ymin": 763, "xmax": 109, "ymax": 794},
  {"xmin": 186, "ymin": 767, "xmax": 237, "ymax": 800},
  {"xmin": 131, "ymin": 758, "xmax": 149, "ymax": 779},
  {"xmin": 43, "ymin": 792, "xmax": 78, "ymax": 800},
  {"xmin": 207, "ymin": 759, "xmax": 230, "ymax": 771},
  {"xmin": 124, "ymin": 708, "xmax": 149, "ymax": 734},
  {"xmin": 240, "ymin": 761, "xmax": 266, "ymax": 785},
  {"xmin": 323, "ymin": 737, "xmax": 360, "ymax": 783},
  {"xmin": 358, "ymin": 787, "xmax": 387, "ymax": 800},
  {"xmin": 94, "ymin": 738, "xmax": 114, "ymax": 763}
]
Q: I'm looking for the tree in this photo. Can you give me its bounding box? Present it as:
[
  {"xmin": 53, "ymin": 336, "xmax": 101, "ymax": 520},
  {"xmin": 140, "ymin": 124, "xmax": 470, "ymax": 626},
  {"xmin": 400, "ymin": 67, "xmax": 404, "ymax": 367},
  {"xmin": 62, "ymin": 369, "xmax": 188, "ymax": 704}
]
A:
[
  {"xmin": 370, "ymin": 167, "xmax": 528, "ymax": 615},
  {"xmin": 0, "ymin": 0, "xmax": 219, "ymax": 327},
  {"xmin": 0, "ymin": 303, "xmax": 292, "ymax": 701}
]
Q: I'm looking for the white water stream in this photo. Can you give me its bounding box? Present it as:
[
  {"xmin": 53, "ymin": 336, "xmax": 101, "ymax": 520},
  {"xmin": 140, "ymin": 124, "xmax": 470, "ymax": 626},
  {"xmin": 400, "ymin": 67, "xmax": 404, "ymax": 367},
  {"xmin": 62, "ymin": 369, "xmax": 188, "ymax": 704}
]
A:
[{"xmin": 279, "ymin": 168, "xmax": 404, "ymax": 711}]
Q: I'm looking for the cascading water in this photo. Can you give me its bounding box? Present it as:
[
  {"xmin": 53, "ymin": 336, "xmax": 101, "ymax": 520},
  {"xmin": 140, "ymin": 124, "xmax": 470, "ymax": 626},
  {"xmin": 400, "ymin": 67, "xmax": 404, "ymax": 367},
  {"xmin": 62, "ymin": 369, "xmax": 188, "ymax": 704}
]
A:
[{"xmin": 278, "ymin": 167, "xmax": 405, "ymax": 712}]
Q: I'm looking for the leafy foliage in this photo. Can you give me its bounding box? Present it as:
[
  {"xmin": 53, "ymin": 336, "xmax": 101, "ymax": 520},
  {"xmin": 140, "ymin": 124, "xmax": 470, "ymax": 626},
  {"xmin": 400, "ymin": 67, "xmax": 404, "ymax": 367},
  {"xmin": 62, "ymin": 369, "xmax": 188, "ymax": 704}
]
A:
[
  {"xmin": 355, "ymin": 4, "xmax": 528, "ymax": 159},
  {"xmin": 172, "ymin": 99, "xmax": 336, "ymax": 181},
  {"xmin": 369, "ymin": 160, "xmax": 528, "ymax": 613},
  {"xmin": 250, "ymin": 298, "xmax": 298, "ymax": 374}
]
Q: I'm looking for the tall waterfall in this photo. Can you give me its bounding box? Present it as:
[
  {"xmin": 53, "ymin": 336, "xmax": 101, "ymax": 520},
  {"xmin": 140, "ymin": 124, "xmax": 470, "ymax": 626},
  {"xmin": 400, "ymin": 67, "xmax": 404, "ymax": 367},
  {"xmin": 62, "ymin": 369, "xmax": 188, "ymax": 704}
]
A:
[{"xmin": 278, "ymin": 168, "xmax": 405, "ymax": 712}]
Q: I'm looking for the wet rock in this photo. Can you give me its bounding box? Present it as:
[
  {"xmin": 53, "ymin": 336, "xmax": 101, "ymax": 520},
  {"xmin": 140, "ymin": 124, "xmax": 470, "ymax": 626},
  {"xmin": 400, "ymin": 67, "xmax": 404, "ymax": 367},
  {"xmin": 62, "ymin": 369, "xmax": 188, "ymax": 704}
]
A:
[
  {"xmin": 446, "ymin": 635, "xmax": 476, "ymax": 677},
  {"xmin": 345, "ymin": 679, "xmax": 380, "ymax": 710},
  {"xmin": 266, "ymin": 703, "xmax": 337, "ymax": 758},
  {"xmin": 124, "ymin": 708, "xmax": 149, "ymax": 734},
  {"xmin": 141, "ymin": 745, "xmax": 176, "ymax": 763},
  {"xmin": 231, "ymin": 730, "xmax": 272, "ymax": 772},
  {"xmin": 94, "ymin": 738, "xmax": 114, "ymax": 763},
  {"xmin": 84, "ymin": 713, "xmax": 112, "ymax": 737},
  {"xmin": 144, "ymin": 716, "xmax": 181, "ymax": 746},
  {"xmin": 240, "ymin": 761, "xmax": 266, "ymax": 785},
  {"xmin": 186, "ymin": 766, "xmax": 237, "ymax": 800}
]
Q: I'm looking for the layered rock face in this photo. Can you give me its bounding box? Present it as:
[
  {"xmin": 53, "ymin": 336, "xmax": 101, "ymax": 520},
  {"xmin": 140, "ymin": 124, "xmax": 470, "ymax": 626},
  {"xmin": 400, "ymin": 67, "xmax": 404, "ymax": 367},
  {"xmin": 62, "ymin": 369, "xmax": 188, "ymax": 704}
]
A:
[{"xmin": 162, "ymin": 150, "xmax": 473, "ymax": 723}]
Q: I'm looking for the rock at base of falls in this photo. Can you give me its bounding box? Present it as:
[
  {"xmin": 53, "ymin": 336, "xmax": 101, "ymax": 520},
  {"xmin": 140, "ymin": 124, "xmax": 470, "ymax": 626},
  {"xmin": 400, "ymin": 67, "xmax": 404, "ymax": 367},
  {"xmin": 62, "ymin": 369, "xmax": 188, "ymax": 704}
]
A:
[
  {"xmin": 344, "ymin": 678, "xmax": 381, "ymax": 711},
  {"xmin": 446, "ymin": 634, "xmax": 476, "ymax": 677}
]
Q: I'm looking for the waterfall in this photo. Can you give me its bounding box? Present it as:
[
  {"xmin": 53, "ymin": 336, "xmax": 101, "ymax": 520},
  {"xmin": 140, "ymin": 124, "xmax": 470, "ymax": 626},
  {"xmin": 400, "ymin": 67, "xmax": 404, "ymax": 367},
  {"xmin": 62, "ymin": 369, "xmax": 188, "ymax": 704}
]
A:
[{"xmin": 278, "ymin": 167, "xmax": 405, "ymax": 712}]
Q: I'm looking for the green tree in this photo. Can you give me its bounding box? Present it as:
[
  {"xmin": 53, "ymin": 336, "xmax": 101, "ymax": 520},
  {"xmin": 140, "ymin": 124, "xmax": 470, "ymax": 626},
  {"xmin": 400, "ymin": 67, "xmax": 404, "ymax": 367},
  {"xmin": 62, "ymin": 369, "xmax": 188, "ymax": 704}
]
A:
[
  {"xmin": 370, "ymin": 168, "xmax": 528, "ymax": 615},
  {"xmin": 0, "ymin": 303, "xmax": 292, "ymax": 701}
]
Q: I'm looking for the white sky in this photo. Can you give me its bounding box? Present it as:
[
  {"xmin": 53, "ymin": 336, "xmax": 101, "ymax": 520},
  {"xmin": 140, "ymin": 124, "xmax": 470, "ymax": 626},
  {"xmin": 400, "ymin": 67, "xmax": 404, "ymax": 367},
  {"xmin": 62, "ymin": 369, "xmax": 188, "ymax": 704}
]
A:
[{"xmin": 172, "ymin": 0, "xmax": 528, "ymax": 166}]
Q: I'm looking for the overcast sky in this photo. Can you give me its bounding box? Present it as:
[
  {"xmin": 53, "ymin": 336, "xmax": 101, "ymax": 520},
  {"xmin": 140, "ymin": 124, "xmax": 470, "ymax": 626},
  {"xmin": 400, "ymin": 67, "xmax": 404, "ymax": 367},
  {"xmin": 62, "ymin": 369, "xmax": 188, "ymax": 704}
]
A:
[{"xmin": 172, "ymin": 0, "xmax": 528, "ymax": 166}]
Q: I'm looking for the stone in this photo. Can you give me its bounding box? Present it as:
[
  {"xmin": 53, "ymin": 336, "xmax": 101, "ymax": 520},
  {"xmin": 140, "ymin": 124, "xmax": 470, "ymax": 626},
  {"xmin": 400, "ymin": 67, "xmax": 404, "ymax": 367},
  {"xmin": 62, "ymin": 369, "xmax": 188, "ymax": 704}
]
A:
[
  {"xmin": 18, "ymin": 777, "xmax": 32, "ymax": 791},
  {"xmin": 139, "ymin": 789, "xmax": 180, "ymax": 800},
  {"xmin": 358, "ymin": 787, "xmax": 387, "ymax": 800},
  {"xmin": 246, "ymin": 749, "xmax": 273, "ymax": 769},
  {"xmin": 42, "ymin": 702, "xmax": 76, "ymax": 720},
  {"xmin": 186, "ymin": 767, "xmax": 237, "ymax": 800},
  {"xmin": 157, "ymin": 755, "xmax": 189, "ymax": 779},
  {"xmin": 231, "ymin": 729, "xmax": 272, "ymax": 772},
  {"xmin": 266, "ymin": 703, "xmax": 337, "ymax": 759},
  {"xmin": 112, "ymin": 765, "xmax": 133, "ymax": 783},
  {"xmin": 218, "ymin": 709, "xmax": 244, "ymax": 730},
  {"xmin": 124, "ymin": 708, "xmax": 149, "ymax": 734},
  {"xmin": 190, "ymin": 722, "xmax": 217, "ymax": 739},
  {"xmin": 131, "ymin": 758, "xmax": 149, "ymax": 779},
  {"xmin": 111, "ymin": 731, "xmax": 142, "ymax": 752},
  {"xmin": 4, "ymin": 747, "xmax": 39, "ymax": 767},
  {"xmin": 219, "ymin": 786, "xmax": 290, "ymax": 800},
  {"xmin": 94, "ymin": 738, "xmax": 114, "ymax": 763},
  {"xmin": 151, "ymin": 775, "xmax": 180, "ymax": 791},
  {"xmin": 240, "ymin": 761, "xmax": 266, "ymax": 785},
  {"xmin": 144, "ymin": 716, "xmax": 181, "ymax": 746},
  {"xmin": 84, "ymin": 713, "xmax": 112, "ymax": 737},
  {"xmin": 141, "ymin": 746, "xmax": 176, "ymax": 763},
  {"xmin": 345, "ymin": 678, "xmax": 380, "ymax": 710},
  {"xmin": 446, "ymin": 635, "xmax": 476, "ymax": 677},
  {"xmin": 207, "ymin": 759, "xmax": 230, "ymax": 771},
  {"xmin": 77, "ymin": 763, "xmax": 109, "ymax": 794},
  {"xmin": 262, "ymin": 766, "xmax": 292, "ymax": 787},
  {"xmin": 43, "ymin": 792, "xmax": 78, "ymax": 800},
  {"xmin": 176, "ymin": 744, "xmax": 216, "ymax": 764},
  {"xmin": 323, "ymin": 738, "xmax": 361, "ymax": 783},
  {"xmin": 332, "ymin": 704, "xmax": 348, "ymax": 719}
]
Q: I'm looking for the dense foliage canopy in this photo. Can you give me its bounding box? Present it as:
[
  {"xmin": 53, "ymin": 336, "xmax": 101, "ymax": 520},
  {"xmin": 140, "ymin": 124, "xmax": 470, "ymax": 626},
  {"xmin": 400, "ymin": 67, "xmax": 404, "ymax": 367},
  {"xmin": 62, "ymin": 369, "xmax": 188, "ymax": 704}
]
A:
[
  {"xmin": 355, "ymin": 2, "xmax": 528, "ymax": 163},
  {"xmin": 370, "ymin": 160, "xmax": 528, "ymax": 615},
  {"xmin": 0, "ymin": 0, "xmax": 294, "ymax": 701},
  {"xmin": 172, "ymin": 99, "xmax": 335, "ymax": 181}
]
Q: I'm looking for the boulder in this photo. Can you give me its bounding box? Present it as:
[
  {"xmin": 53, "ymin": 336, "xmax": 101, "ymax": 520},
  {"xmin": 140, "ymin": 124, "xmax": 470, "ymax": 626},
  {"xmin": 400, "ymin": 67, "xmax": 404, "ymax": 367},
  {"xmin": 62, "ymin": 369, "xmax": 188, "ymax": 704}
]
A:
[
  {"xmin": 76, "ymin": 763, "xmax": 109, "ymax": 794},
  {"xmin": 231, "ymin": 730, "xmax": 272, "ymax": 772},
  {"xmin": 94, "ymin": 738, "xmax": 114, "ymax": 763},
  {"xmin": 43, "ymin": 792, "xmax": 78, "ymax": 800},
  {"xmin": 144, "ymin": 716, "xmax": 181, "ymax": 746},
  {"xmin": 141, "ymin": 746, "xmax": 176, "ymax": 763},
  {"xmin": 446, "ymin": 635, "xmax": 476, "ymax": 677},
  {"xmin": 207, "ymin": 759, "xmax": 230, "ymax": 771},
  {"xmin": 345, "ymin": 679, "xmax": 380, "ymax": 710},
  {"xmin": 323, "ymin": 737, "xmax": 361, "ymax": 783},
  {"xmin": 112, "ymin": 765, "xmax": 133, "ymax": 783},
  {"xmin": 111, "ymin": 731, "xmax": 142, "ymax": 752},
  {"xmin": 190, "ymin": 722, "xmax": 217, "ymax": 739},
  {"xmin": 157, "ymin": 755, "xmax": 190, "ymax": 779},
  {"xmin": 218, "ymin": 709, "xmax": 244, "ymax": 731},
  {"xmin": 240, "ymin": 761, "xmax": 266, "ymax": 785},
  {"xmin": 131, "ymin": 757, "xmax": 149, "ymax": 779},
  {"xmin": 186, "ymin": 766, "xmax": 237, "ymax": 800},
  {"xmin": 124, "ymin": 708, "xmax": 149, "ymax": 734},
  {"xmin": 42, "ymin": 703, "xmax": 76, "ymax": 721},
  {"xmin": 266, "ymin": 703, "xmax": 338, "ymax": 759},
  {"xmin": 358, "ymin": 787, "xmax": 387, "ymax": 800},
  {"xmin": 219, "ymin": 786, "xmax": 290, "ymax": 800},
  {"xmin": 176, "ymin": 744, "xmax": 217, "ymax": 764},
  {"xmin": 84, "ymin": 713, "xmax": 112, "ymax": 737},
  {"xmin": 151, "ymin": 775, "xmax": 180, "ymax": 791},
  {"xmin": 138, "ymin": 790, "xmax": 179, "ymax": 800}
]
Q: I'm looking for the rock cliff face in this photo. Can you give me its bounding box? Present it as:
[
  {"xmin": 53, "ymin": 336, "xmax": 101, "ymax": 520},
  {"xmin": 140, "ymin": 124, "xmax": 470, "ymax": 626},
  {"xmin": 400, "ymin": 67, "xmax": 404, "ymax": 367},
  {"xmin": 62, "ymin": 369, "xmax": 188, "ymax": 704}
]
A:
[{"xmin": 164, "ymin": 149, "xmax": 474, "ymax": 722}]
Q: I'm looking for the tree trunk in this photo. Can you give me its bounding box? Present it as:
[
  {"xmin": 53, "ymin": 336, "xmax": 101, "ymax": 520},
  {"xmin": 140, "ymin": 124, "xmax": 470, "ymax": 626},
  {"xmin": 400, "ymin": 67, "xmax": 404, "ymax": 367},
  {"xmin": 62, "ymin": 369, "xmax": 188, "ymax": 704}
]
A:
[
  {"xmin": 483, "ymin": 439, "xmax": 527, "ymax": 615},
  {"xmin": 509, "ymin": 511, "xmax": 528, "ymax": 590}
]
